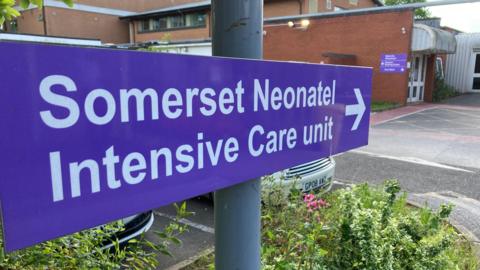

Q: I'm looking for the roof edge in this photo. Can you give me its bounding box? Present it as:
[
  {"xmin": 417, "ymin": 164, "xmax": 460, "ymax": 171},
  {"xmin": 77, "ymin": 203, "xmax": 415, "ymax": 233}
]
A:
[
  {"xmin": 265, "ymin": 0, "xmax": 480, "ymax": 23},
  {"xmin": 120, "ymin": 1, "xmax": 211, "ymax": 20}
]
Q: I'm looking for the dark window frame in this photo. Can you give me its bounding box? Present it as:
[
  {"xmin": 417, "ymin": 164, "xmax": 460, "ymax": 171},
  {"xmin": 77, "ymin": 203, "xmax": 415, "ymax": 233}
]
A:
[
  {"xmin": 474, "ymin": 54, "xmax": 480, "ymax": 74},
  {"xmin": 137, "ymin": 12, "xmax": 207, "ymax": 34}
]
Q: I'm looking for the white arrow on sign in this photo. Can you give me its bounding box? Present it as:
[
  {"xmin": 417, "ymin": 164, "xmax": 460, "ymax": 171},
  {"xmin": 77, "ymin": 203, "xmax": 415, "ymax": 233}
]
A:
[{"xmin": 345, "ymin": 88, "xmax": 366, "ymax": 131}]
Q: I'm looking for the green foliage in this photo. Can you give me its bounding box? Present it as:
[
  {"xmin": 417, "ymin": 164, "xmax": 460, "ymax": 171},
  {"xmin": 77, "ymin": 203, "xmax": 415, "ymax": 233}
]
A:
[
  {"xmin": 384, "ymin": 0, "xmax": 431, "ymax": 19},
  {"xmin": 0, "ymin": 0, "xmax": 19, "ymax": 25},
  {"xmin": 181, "ymin": 251, "xmax": 215, "ymax": 270},
  {"xmin": 0, "ymin": 221, "xmax": 159, "ymax": 270},
  {"xmin": 0, "ymin": 202, "xmax": 192, "ymax": 269},
  {"xmin": 261, "ymin": 179, "xmax": 478, "ymax": 270},
  {"xmin": 0, "ymin": 0, "xmax": 72, "ymax": 26},
  {"xmin": 155, "ymin": 201, "xmax": 193, "ymax": 257},
  {"xmin": 371, "ymin": 101, "xmax": 399, "ymax": 112},
  {"xmin": 433, "ymin": 75, "xmax": 458, "ymax": 102}
]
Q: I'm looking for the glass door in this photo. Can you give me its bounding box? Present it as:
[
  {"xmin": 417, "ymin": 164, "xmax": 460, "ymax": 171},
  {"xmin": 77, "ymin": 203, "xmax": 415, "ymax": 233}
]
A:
[
  {"xmin": 472, "ymin": 53, "xmax": 480, "ymax": 91},
  {"xmin": 408, "ymin": 54, "xmax": 426, "ymax": 102}
]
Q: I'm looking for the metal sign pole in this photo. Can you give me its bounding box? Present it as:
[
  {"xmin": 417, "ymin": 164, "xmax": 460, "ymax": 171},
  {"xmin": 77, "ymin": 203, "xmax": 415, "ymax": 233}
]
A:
[{"xmin": 212, "ymin": 0, "xmax": 263, "ymax": 269}]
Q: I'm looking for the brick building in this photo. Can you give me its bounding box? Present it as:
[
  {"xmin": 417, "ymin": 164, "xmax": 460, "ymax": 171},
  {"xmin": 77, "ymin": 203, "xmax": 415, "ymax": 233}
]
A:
[
  {"xmin": 5, "ymin": 0, "xmax": 381, "ymax": 43},
  {"xmin": 264, "ymin": 8, "xmax": 456, "ymax": 104},
  {"xmin": 3, "ymin": 0, "xmax": 457, "ymax": 105}
]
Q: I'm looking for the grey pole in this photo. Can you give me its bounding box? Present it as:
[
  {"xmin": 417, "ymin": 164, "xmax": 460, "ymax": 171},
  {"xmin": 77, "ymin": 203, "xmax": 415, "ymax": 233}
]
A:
[{"xmin": 212, "ymin": 0, "xmax": 263, "ymax": 269}]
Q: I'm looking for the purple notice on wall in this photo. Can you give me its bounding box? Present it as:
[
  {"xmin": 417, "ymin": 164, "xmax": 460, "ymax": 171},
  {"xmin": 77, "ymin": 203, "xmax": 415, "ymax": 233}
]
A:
[
  {"xmin": 0, "ymin": 42, "xmax": 372, "ymax": 251},
  {"xmin": 380, "ymin": 53, "xmax": 408, "ymax": 73}
]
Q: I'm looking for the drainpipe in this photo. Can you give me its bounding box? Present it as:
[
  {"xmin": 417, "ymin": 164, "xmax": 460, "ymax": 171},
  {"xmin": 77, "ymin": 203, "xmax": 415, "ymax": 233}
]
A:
[
  {"xmin": 129, "ymin": 21, "xmax": 135, "ymax": 44},
  {"xmin": 298, "ymin": 0, "xmax": 304, "ymax": 14},
  {"xmin": 42, "ymin": 6, "xmax": 47, "ymax": 35}
]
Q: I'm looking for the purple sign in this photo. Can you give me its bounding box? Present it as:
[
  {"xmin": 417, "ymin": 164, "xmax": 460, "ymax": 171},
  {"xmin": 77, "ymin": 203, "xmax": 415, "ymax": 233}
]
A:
[
  {"xmin": 380, "ymin": 53, "xmax": 407, "ymax": 73},
  {"xmin": 0, "ymin": 42, "xmax": 371, "ymax": 251}
]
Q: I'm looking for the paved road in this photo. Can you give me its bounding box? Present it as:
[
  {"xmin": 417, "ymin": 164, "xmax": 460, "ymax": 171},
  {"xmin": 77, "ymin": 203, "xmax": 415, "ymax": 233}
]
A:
[
  {"xmin": 442, "ymin": 93, "xmax": 480, "ymax": 107},
  {"xmin": 334, "ymin": 152, "xmax": 480, "ymax": 200},
  {"xmin": 361, "ymin": 107, "xmax": 480, "ymax": 169},
  {"xmin": 148, "ymin": 94, "xmax": 480, "ymax": 269},
  {"xmin": 336, "ymin": 94, "xmax": 480, "ymax": 243},
  {"xmin": 146, "ymin": 197, "xmax": 214, "ymax": 270}
]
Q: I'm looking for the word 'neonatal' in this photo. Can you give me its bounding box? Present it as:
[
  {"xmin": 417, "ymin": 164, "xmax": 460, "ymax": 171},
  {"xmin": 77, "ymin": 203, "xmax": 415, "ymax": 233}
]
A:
[{"xmin": 39, "ymin": 75, "xmax": 336, "ymax": 129}]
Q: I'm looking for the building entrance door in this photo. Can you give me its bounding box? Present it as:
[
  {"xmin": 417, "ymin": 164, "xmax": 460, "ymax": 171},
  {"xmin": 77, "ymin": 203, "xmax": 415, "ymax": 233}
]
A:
[
  {"xmin": 472, "ymin": 52, "xmax": 480, "ymax": 91},
  {"xmin": 408, "ymin": 54, "xmax": 427, "ymax": 102}
]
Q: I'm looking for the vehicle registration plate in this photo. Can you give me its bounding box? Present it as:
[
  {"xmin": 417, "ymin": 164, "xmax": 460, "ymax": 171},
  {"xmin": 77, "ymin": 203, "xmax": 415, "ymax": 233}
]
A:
[{"xmin": 303, "ymin": 177, "xmax": 326, "ymax": 191}]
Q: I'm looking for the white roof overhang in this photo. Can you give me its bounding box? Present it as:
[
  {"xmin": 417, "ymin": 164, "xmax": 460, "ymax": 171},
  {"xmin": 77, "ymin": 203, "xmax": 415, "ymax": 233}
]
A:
[{"xmin": 412, "ymin": 24, "xmax": 457, "ymax": 54}]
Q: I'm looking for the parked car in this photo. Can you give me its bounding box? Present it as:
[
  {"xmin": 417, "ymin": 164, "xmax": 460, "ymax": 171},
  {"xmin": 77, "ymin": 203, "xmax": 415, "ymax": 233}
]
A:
[
  {"xmin": 101, "ymin": 211, "xmax": 154, "ymax": 249},
  {"xmin": 209, "ymin": 157, "xmax": 335, "ymax": 202},
  {"xmin": 265, "ymin": 157, "xmax": 335, "ymax": 194}
]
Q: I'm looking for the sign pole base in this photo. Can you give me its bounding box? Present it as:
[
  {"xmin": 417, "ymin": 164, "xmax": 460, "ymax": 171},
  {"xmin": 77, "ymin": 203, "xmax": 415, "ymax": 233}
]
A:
[{"xmin": 214, "ymin": 179, "xmax": 262, "ymax": 269}]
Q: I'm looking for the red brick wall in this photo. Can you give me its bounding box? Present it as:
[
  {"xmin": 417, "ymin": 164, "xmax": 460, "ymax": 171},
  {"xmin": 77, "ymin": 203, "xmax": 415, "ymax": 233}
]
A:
[
  {"xmin": 423, "ymin": 54, "xmax": 436, "ymax": 102},
  {"xmin": 264, "ymin": 10, "xmax": 414, "ymax": 105},
  {"xmin": 264, "ymin": 0, "xmax": 301, "ymax": 18},
  {"xmin": 15, "ymin": 8, "xmax": 45, "ymax": 35},
  {"xmin": 330, "ymin": 0, "xmax": 378, "ymax": 10},
  {"xmin": 44, "ymin": 7, "xmax": 130, "ymax": 43},
  {"xmin": 301, "ymin": 0, "xmax": 378, "ymax": 13}
]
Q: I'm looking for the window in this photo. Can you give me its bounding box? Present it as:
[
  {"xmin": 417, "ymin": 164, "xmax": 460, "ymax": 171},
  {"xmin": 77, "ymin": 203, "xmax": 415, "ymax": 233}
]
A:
[
  {"xmin": 473, "ymin": 78, "xmax": 480, "ymax": 90},
  {"xmin": 475, "ymin": 54, "xmax": 480, "ymax": 74},
  {"xmin": 158, "ymin": 17, "xmax": 167, "ymax": 29},
  {"xmin": 472, "ymin": 54, "xmax": 480, "ymax": 90},
  {"xmin": 334, "ymin": 6, "xmax": 346, "ymax": 11},
  {"xmin": 435, "ymin": 57, "xmax": 444, "ymax": 78},
  {"xmin": 413, "ymin": 56, "xmax": 420, "ymax": 82},
  {"xmin": 421, "ymin": 55, "xmax": 426, "ymax": 81},
  {"xmin": 138, "ymin": 12, "xmax": 207, "ymax": 33},
  {"xmin": 326, "ymin": 0, "xmax": 332, "ymax": 10},
  {"xmin": 169, "ymin": 15, "xmax": 185, "ymax": 28},
  {"xmin": 186, "ymin": 13, "xmax": 206, "ymax": 27},
  {"xmin": 7, "ymin": 20, "xmax": 17, "ymax": 33},
  {"xmin": 139, "ymin": 20, "xmax": 150, "ymax": 32},
  {"xmin": 308, "ymin": 0, "xmax": 318, "ymax": 13},
  {"xmin": 150, "ymin": 18, "xmax": 160, "ymax": 30}
]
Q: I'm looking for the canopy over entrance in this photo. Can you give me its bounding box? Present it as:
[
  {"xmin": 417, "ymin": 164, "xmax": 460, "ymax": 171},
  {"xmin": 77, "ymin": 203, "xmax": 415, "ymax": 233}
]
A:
[{"xmin": 412, "ymin": 24, "xmax": 457, "ymax": 54}]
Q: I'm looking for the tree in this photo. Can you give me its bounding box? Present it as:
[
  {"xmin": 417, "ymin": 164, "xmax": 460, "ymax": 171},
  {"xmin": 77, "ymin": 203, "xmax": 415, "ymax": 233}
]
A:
[
  {"xmin": 384, "ymin": 0, "xmax": 431, "ymax": 19},
  {"xmin": 1, "ymin": 0, "xmax": 73, "ymax": 26}
]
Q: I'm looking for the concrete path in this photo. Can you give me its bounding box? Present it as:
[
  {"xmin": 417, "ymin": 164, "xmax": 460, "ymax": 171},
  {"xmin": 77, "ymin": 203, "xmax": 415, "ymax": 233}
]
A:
[
  {"xmin": 442, "ymin": 93, "xmax": 480, "ymax": 107},
  {"xmin": 145, "ymin": 197, "xmax": 214, "ymax": 270},
  {"xmin": 367, "ymin": 103, "xmax": 480, "ymax": 169}
]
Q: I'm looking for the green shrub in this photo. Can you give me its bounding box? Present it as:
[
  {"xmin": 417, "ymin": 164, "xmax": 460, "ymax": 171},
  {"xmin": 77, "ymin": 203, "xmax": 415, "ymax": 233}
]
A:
[
  {"xmin": 371, "ymin": 101, "xmax": 399, "ymax": 112},
  {"xmin": 0, "ymin": 202, "xmax": 191, "ymax": 270},
  {"xmin": 261, "ymin": 179, "xmax": 478, "ymax": 270},
  {"xmin": 433, "ymin": 76, "xmax": 458, "ymax": 102}
]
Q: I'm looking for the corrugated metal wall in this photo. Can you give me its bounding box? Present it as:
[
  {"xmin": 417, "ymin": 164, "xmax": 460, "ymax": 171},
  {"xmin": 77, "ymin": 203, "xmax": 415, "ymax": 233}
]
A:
[{"xmin": 445, "ymin": 33, "xmax": 480, "ymax": 93}]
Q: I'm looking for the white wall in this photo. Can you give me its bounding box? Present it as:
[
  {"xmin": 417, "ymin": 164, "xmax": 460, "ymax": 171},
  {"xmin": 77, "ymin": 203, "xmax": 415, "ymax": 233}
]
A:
[
  {"xmin": 0, "ymin": 33, "xmax": 102, "ymax": 46},
  {"xmin": 160, "ymin": 42, "xmax": 212, "ymax": 56}
]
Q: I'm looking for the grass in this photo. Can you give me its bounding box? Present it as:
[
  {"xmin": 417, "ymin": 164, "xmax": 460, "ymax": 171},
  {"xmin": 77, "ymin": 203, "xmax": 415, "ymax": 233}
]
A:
[{"xmin": 371, "ymin": 101, "xmax": 399, "ymax": 112}]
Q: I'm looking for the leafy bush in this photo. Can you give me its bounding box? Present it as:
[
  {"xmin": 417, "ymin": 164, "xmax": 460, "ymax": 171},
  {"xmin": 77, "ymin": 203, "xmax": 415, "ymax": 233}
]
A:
[
  {"xmin": 261, "ymin": 179, "xmax": 478, "ymax": 270},
  {"xmin": 433, "ymin": 76, "xmax": 458, "ymax": 102},
  {"xmin": 371, "ymin": 101, "xmax": 399, "ymax": 112},
  {"xmin": 0, "ymin": 202, "xmax": 191, "ymax": 270}
]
